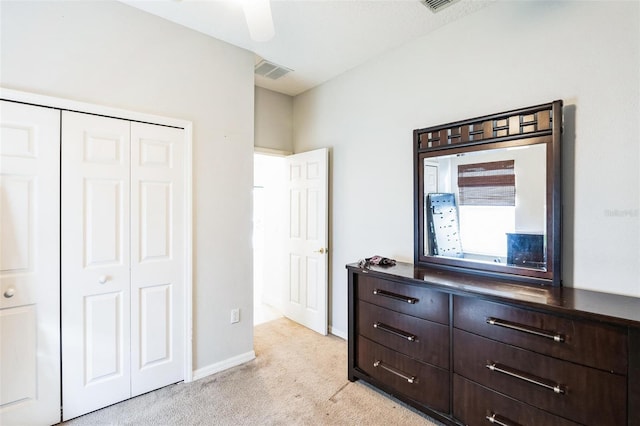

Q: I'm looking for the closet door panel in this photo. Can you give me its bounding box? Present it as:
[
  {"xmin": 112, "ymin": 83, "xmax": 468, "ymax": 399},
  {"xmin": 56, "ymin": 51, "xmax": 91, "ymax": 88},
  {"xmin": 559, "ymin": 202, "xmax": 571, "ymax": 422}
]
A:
[
  {"xmin": 0, "ymin": 101, "xmax": 60, "ymax": 426},
  {"xmin": 61, "ymin": 111, "xmax": 131, "ymax": 421},
  {"xmin": 0, "ymin": 306, "xmax": 37, "ymax": 403},
  {"xmin": 130, "ymin": 122, "xmax": 185, "ymax": 396},
  {"xmin": 85, "ymin": 179, "xmax": 125, "ymax": 265},
  {"xmin": 139, "ymin": 181, "xmax": 171, "ymax": 261}
]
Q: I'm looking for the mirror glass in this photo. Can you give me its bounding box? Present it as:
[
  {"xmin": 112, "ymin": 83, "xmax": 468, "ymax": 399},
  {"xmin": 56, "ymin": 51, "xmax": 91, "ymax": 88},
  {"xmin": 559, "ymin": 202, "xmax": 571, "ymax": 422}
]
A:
[
  {"xmin": 414, "ymin": 100, "xmax": 562, "ymax": 285},
  {"xmin": 423, "ymin": 143, "xmax": 547, "ymax": 270}
]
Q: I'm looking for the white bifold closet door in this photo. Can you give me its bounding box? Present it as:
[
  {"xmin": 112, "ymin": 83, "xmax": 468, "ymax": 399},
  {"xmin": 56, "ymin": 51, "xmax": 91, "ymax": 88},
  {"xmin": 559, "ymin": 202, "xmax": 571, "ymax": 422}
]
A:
[
  {"xmin": 0, "ymin": 101, "xmax": 61, "ymax": 426},
  {"xmin": 61, "ymin": 111, "xmax": 184, "ymax": 420}
]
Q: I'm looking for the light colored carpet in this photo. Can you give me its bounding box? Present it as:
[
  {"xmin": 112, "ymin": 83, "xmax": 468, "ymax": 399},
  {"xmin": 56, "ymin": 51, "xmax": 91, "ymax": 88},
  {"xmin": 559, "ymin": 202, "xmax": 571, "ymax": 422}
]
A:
[{"xmin": 63, "ymin": 317, "xmax": 443, "ymax": 425}]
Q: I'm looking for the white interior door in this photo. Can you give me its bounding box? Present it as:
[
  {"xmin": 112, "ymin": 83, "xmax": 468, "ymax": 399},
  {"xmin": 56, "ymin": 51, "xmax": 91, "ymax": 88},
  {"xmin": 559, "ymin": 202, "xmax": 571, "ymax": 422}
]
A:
[
  {"xmin": 0, "ymin": 101, "xmax": 61, "ymax": 426},
  {"xmin": 285, "ymin": 148, "xmax": 328, "ymax": 335},
  {"xmin": 130, "ymin": 122, "xmax": 184, "ymax": 396},
  {"xmin": 424, "ymin": 163, "xmax": 438, "ymax": 193},
  {"xmin": 61, "ymin": 111, "xmax": 132, "ymax": 420}
]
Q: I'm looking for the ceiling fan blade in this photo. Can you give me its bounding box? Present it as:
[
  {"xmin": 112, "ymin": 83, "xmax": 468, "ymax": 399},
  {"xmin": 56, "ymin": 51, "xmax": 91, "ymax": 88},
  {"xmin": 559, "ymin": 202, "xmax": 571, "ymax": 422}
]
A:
[{"xmin": 242, "ymin": 0, "xmax": 275, "ymax": 42}]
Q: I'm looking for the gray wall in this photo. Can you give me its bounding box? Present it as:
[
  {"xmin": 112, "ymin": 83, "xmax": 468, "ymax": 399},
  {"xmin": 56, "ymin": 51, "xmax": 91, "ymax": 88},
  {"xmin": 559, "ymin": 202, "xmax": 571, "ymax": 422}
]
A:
[
  {"xmin": 1, "ymin": 0, "xmax": 256, "ymax": 372},
  {"xmin": 255, "ymin": 86, "xmax": 293, "ymax": 153},
  {"xmin": 293, "ymin": 0, "xmax": 640, "ymax": 337}
]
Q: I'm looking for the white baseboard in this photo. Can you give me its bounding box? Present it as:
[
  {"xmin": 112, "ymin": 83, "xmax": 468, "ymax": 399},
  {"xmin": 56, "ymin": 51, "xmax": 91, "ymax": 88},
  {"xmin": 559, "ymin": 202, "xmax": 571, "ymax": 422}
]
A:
[
  {"xmin": 191, "ymin": 350, "xmax": 256, "ymax": 381},
  {"xmin": 329, "ymin": 326, "xmax": 347, "ymax": 340}
]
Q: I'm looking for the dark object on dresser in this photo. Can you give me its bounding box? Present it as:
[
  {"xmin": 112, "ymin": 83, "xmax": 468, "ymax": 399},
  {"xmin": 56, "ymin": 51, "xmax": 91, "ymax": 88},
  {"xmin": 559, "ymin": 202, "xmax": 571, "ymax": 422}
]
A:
[
  {"xmin": 506, "ymin": 233, "xmax": 544, "ymax": 268},
  {"xmin": 347, "ymin": 261, "xmax": 640, "ymax": 426}
]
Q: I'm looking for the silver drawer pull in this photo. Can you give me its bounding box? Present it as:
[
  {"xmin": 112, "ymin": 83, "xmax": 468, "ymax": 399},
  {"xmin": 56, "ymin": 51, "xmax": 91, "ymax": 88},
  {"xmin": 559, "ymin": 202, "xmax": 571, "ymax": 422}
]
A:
[
  {"xmin": 373, "ymin": 322, "xmax": 417, "ymax": 342},
  {"xmin": 486, "ymin": 317, "xmax": 564, "ymax": 342},
  {"xmin": 373, "ymin": 360, "xmax": 417, "ymax": 384},
  {"xmin": 485, "ymin": 412, "xmax": 521, "ymax": 426},
  {"xmin": 486, "ymin": 362, "xmax": 565, "ymax": 395},
  {"xmin": 373, "ymin": 289, "xmax": 418, "ymax": 304}
]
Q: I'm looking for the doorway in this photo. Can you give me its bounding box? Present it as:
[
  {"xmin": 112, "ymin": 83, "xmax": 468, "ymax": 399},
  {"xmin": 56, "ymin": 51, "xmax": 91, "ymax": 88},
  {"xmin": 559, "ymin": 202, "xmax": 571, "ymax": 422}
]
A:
[
  {"xmin": 253, "ymin": 148, "xmax": 329, "ymax": 334},
  {"xmin": 253, "ymin": 153, "xmax": 286, "ymax": 325}
]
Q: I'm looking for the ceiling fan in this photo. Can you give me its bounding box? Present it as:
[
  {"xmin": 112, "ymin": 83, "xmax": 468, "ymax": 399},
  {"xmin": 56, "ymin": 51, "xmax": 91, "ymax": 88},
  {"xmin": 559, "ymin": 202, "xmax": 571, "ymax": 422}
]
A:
[
  {"xmin": 241, "ymin": 0, "xmax": 275, "ymax": 42},
  {"xmin": 173, "ymin": 0, "xmax": 275, "ymax": 42},
  {"xmin": 243, "ymin": 0, "xmax": 459, "ymax": 42}
]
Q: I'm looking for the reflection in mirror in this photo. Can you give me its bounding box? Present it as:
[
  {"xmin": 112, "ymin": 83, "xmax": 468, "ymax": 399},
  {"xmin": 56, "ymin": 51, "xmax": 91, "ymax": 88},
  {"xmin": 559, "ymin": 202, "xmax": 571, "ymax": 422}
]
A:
[{"xmin": 423, "ymin": 144, "xmax": 546, "ymax": 270}]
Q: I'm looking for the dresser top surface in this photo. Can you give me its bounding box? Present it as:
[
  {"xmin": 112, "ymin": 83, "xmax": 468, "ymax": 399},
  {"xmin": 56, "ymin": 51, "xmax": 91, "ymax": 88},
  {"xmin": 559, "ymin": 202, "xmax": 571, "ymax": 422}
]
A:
[{"xmin": 347, "ymin": 261, "xmax": 640, "ymax": 327}]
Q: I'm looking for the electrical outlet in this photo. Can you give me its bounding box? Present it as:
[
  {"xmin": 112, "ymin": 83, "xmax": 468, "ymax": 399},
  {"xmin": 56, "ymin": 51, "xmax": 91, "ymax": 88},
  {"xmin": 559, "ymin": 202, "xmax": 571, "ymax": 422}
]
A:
[{"xmin": 231, "ymin": 308, "xmax": 240, "ymax": 324}]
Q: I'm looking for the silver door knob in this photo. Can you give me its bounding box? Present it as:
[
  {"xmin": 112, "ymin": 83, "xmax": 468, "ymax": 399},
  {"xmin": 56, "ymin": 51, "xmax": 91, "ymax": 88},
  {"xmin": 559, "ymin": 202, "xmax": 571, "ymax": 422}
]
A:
[
  {"xmin": 98, "ymin": 275, "xmax": 108, "ymax": 284},
  {"xmin": 3, "ymin": 287, "xmax": 15, "ymax": 298}
]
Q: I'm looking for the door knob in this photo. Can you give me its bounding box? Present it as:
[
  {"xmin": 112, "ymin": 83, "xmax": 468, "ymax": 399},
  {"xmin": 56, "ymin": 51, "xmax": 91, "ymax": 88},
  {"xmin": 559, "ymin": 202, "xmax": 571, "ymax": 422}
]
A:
[
  {"xmin": 98, "ymin": 275, "xmax": 109, "ymax": 284},
  {"xmin": 3, "ymin": 287, "xmax": 15, "ymax": 298},
  {"xmin": 315, "ymin": 248, "xmax": 328, "ymax": 254}
]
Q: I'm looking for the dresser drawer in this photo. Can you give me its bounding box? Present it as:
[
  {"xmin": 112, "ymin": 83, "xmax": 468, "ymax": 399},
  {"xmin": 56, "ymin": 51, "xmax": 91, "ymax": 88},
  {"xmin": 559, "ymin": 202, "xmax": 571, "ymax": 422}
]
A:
[
  {"xmin": 454, "ymin": 296, "xmax": 627, "ymax": 373},
  {"xmin": 358, "ymin": 300, "xmax": 449, "ymax": 369},
  {"xmin": 453, "ymin": 329, "xmax": 626, "ymax": 426},
  {"xmin": 357, "ymin": 335, "xmax": 450, "ymax": 413},
  {"xmin": 357, "ymin": 274, "xmax": 449, "ymax": 324},
  {"xmin": 453, "ymin": 375, "xmax": 581, "ymax": 426}
]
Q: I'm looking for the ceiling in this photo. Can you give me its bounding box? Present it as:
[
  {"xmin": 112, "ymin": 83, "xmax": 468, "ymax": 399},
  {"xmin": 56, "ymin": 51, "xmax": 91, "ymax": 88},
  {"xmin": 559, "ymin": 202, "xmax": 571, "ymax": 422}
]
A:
[{"xmin": 120, "ymin": 0, "xmax": 495, "ymax": 96}]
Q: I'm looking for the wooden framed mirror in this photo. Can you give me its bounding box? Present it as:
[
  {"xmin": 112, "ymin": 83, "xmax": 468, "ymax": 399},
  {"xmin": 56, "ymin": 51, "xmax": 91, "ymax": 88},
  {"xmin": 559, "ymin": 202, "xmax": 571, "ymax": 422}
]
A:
[{"xmin": 414, "ymin": 101, "xmax": 563, "ymax": 286}]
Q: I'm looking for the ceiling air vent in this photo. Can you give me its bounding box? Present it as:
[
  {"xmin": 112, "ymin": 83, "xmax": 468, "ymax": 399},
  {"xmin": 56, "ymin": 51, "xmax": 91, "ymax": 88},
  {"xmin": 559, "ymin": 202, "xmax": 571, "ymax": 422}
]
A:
[
  {"xmin": 421, "ymin": 0, "xmax": 460, "ymax": 13},
  {"xmin": 255, "ymin": 60, "xmax": 292, "ymax": 80}
]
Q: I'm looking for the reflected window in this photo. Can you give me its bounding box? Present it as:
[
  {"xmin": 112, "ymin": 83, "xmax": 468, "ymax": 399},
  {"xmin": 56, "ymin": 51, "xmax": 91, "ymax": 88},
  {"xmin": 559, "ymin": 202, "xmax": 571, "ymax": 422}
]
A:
[
  {"xmin": 459, "ymin": 205, "xmax": 515, "ymax": 258},
  {"xmin": 457, "ymin": 160, "xmax": 515, "ymax": 206},
  {"xmin": 457, "ymin": 160, "xmax": 516, "ymax": 260}
]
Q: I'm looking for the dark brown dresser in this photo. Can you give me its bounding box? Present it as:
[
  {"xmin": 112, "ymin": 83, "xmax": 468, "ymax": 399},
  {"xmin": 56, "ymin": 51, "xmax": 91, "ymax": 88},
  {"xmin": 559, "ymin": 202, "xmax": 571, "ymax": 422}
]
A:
[{"xmin": 347, "ymin": 261, "xmax": 640, "ymax": 426}]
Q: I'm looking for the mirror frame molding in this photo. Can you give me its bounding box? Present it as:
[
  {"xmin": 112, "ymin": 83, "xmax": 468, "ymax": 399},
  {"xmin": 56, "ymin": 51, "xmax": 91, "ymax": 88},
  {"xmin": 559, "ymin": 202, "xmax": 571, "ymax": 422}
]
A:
[{"xmin": 413, "ymin": 100, "xmax": 563, "ymax": 286}]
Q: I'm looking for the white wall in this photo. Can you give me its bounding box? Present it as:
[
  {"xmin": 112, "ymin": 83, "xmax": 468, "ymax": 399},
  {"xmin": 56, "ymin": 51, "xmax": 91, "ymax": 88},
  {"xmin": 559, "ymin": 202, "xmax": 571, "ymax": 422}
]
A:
[
  {"xmin": 1, "ymin": 1, "xmax": 256, "ymax": 372},
  {"xmin": 253, "ymin": 154, "xmax": 287, "ymax": 311},
  {"xmin": 293, "ymin": 0, "xmax": 640, "ymax": 336},
  {"xmin": 255, "ymin": 86, "xmax": 293, "ymax": 152}
]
